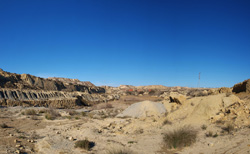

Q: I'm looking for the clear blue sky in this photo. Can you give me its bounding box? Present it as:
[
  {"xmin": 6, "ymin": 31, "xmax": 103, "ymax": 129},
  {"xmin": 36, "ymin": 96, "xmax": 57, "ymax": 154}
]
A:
[{"xmin": 0, "ymin": 0, "xmax": 249, "ymax": 87}]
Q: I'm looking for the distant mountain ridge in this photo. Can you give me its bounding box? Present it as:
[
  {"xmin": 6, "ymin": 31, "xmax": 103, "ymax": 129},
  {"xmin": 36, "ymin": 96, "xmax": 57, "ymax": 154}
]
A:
[{"xmin": 0, "ymin": 68, "xmax": 104, "ymax": 93}]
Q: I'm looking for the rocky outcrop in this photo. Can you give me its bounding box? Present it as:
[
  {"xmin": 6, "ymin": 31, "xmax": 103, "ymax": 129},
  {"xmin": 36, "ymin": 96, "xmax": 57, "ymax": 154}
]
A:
[
  {"xmin": 218, "ymin": 87, "xmax": 232, "ymax": 93},
  {"xmin": 48, "ymin": 77, "xmax": 95, "ymax": 87},
  {"xmin": 169, "ymin": 92, "xmax": 186, "ymax": 104},
  {"xmin": 0, "ymin": 69, "xmax": 105, "ymax": 93},
  {"xmin": 232, "ymin": 79, "xmax": 250, "ymax": 93},
  {"xmin": 0, "ymin": 69, "xmax": 110, "ymax": 108},
  {"xmin": 0, "ymin": 88, "xmax": 120, "ymax": 108}
]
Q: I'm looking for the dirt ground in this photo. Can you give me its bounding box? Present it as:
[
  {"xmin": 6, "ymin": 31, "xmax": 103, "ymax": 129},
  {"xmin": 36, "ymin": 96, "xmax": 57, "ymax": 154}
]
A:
[{"xmin": 0, "ymin": 95, "xmax": 250, "ymax": 154}]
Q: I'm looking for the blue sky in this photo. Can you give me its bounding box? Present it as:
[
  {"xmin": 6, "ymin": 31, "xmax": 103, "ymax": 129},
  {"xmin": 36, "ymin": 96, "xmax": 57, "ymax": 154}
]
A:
[{"xmin": 0, "ymin": 0, "xmax": 249, "ymax": 87}]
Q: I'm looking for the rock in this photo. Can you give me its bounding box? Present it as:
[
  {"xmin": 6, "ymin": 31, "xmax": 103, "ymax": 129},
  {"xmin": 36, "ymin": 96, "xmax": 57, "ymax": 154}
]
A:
[
  {"xmin": 232, "ymin": 79, "xmax": 250, "ymax": 93},
  {"xmin": 169, "ymin": 92, "xmax": 186, "ymax": 104},
  {"xmin": 0, "ymin": 69, "xmax": 107, "ymax": 108},
  {"xmin": 68, "ymin": 137, "xmax": 74, "ymax": 141},
  {"xmin": 222, "ymin": 95, "xmax": 241, "ymax": 108},
  {"xmin": 208, "ymin": 142, "xmax": 214, "ymax": 147},
  {"xmin": 16, "ymin": 144, "xmax": 21, "ymax": 148},
  {"xmin": 218, "ymin": 87, "xmax": 232, "ymax": 93}
]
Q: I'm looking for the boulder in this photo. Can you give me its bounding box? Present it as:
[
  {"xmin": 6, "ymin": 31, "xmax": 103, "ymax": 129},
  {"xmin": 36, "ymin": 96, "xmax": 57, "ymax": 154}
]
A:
[
  {"xmin": 218, "ymin": 87, "xmax": 232, "ymax": 94},
  {"xmin": 232, "ymin": 79, "xmax": 250, "ymax": 93},
  {"xmin": 222, "ymin": 94, "xmax": 241, "ymax": 108},
  {"xmin": 169, "ymin": 92, "xmax": 186, "ymax": 104}
]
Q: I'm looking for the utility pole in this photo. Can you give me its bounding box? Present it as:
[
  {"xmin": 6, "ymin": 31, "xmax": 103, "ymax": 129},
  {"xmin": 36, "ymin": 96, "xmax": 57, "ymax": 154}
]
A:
[{"xmin": 198, "ymin": 72, "xmax": 201, "ymax": 88}]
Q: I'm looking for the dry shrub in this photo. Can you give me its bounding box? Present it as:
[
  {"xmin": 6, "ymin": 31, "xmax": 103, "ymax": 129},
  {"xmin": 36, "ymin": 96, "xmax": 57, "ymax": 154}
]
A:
[
  {"xmin": 148, "ymin": 90, "xmax": 156, "ymax": 95},
  {"xmin": 0, "ymin": 123, "xmax": 8, "ymax": 128},
  {"xmin": 81, "ymin": 112, "xmax": 87, "ymax": 116},
  {"xmin": 222, "ymin": 123, "xmax": 235, "ymax": 133},
  {"xmin": 24, "ymin": 109, "xmax": 37, "ymax": 115},
  {"xmin": 163, "ymin": 125, "xmax": 197, "ymax": 149},
  {"xmin": 45, "ymin": 108, "xmax": 61, "ymax": 120},
  {"xmin": 201, "ymin": 124, "xmax": 207, "ymax": 130},
  {"xmin": 39, "ymin": 109, "xmax": 47, "ymax": 114},
  {"xmin": 106, "ymin": 148, "xmax": 134, "ymax": 154},
  {"xmin": 68, "ymin": 110, "xmax": 78, "ymax": 116},
  {"xmin": 162, "ymin": 119, "xmax": 172, "ymax": 125},
  {"xmin": 105, "ymin": 103, "xmax": 113, "ymax": 108},
  {"xmin": 206, "ymin": 131, "xmax": 218, "ymax": 138},
  {"xmin": 74, "ymin": 139, "xmax": 95, "ymax": 150}
]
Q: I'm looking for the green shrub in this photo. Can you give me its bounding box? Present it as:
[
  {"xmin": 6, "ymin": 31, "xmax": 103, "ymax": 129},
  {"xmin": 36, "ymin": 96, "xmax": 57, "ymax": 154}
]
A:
[
  {"xmin": 75, "ymin": 117, "xmax": 79, "ymax": 120},
  {"xmin": 74, "ymin": 139, "xmax": 95, "ymax": 150},
  {"xmin": 163, "ymin": 126, "xmax": 197, "ymax": 149}
]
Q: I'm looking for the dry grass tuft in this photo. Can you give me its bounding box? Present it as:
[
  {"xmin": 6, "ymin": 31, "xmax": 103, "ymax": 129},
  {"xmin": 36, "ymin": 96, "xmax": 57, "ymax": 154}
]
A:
[
  {"xmin": 74, "ymin": 139, "xmax": 95, "ymax": 150},
  {"xmin": 163, "ymin": 125, "xmax": 197, "ymax": 149},
  {"xmin": 222, "ymin": 123, "xmax": 235, "ymax": 134},
  {"xmin": 24, "ymin": 109, "xmax": 37, "ymax": 115},
  {"xmin": 106, "ymin": 148, "xmax": 134, "ymax": 154},
  {"xmin": 162, "ymin": 119, "xmax": 172, "ymax": 125},
  {"xmin": 45, "ymin": 108, "xmax": 61, "ymax": 120},
  {"xmin": 201, "ymin": 124, "xmax": 207, "ymax": 130}
]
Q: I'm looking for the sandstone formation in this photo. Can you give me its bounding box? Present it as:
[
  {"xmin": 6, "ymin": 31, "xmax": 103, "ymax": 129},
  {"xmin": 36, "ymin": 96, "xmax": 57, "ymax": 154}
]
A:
[
  {"xmin": 0, "ymin": 69, "xmax": 108, "ymax": 108},
  {"xmin": 0, "ymin": 69, "xmax": 105, "ymax": 93},
  {"xmin": 232, "ymin": 79, "xmax": 250, "ymax": 93},
  {"xmin": 169, "ymin": 92, "xmax": 186, "ymax": 104}
]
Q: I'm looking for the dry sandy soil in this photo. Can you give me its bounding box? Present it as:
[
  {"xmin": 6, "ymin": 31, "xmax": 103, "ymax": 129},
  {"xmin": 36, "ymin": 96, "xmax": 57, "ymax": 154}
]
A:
[{"xmin": 0, "ymin": 94, "xmax": 250, "ymax": 154}]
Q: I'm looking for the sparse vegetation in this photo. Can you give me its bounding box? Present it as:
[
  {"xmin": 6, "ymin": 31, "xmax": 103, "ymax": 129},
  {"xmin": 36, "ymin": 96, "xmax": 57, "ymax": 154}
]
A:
[
  {"xmin": 148, "ymin": 89, "xmax": 156, "ymax": 95},
  {"xmin": 222, "ymin": 123, "xmax": 235, "ymax": 134},
  {"xmin": 106, "ymin": 148, "xmax": 134, "ymax": 154},
  {"xmin": 163, "ymin": 126, "xmax": 197, "ymax": 149},
  {"xmin": 74, "ymin": 139, "xmax": 95, "ymax": 150},
  {"xmin": 105, "ymin": 103, "xmax": 113, "ymax": 108},
  {"xmin": 215, "ymin": 120, "xmax": 225, "ymax": 124},
  {"xmin": 17, "ymin": 135, "xmax": 26, "ymax": 139},
  {"xmin": 68, "ymin": 110, "xmax": 78, "ymax": 116},
  {"xmin": 81, "ymin": 112, "xmax": 87, "ymax": 116},
  {"xmin": 128, "ymin": 141, "xmax": 137, "ymax": 144},
  {"xmin": 24, "ymin": 109, "xmax": 37, "ymax": 115},
  {"xmin": 162, "ymin": 119, "xmax": 172, "ymax": 125},
  {"xmin": 31, "ymin": 115, "xmax": 39, "ymax": 120},
  {"xmin": 39, "ymin": 109, "xmax": 47, "ymax": 114},
  {"xmin": 45, "ymin": 108, "xmax": 61, "ymax": 120},
  {"xmin": 206, "ymin": 131, "xmax": 218, "ymax": 138},
  {"xmin": 201, "ymin": 124, "xmax": 207, "ymax": 130}
]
